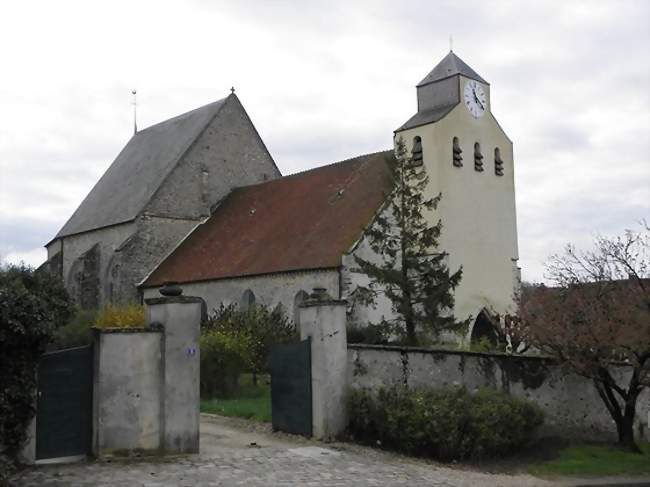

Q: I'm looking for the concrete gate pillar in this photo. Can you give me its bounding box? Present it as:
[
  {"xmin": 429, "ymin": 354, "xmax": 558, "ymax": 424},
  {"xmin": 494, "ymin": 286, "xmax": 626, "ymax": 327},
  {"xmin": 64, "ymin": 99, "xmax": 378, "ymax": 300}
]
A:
[
  {"xmin": 298, "ymin": 288, "xmax": 348, "ymax": 440},
  {"xmin": 145, "ymin": 289, "xmax": 202, "ymax": 454}
]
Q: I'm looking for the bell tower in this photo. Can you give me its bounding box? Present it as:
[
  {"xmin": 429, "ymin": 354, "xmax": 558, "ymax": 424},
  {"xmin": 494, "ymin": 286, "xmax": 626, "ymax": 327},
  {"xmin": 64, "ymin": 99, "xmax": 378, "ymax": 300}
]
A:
[{"xmin": 395, "ymin": 51, "xmax": 520, "ymax": 342}]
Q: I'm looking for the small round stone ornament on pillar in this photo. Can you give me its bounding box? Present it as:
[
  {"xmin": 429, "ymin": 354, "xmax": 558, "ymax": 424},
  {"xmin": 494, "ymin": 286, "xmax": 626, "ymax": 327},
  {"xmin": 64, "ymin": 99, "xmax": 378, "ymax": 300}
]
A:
[
  {"xmin": 307, "ymin": 287, "xmax": 331, "ymax": 302},
  {"xmin": 159, "ymin": 281, "xmax": 183, "ymax": 297}
]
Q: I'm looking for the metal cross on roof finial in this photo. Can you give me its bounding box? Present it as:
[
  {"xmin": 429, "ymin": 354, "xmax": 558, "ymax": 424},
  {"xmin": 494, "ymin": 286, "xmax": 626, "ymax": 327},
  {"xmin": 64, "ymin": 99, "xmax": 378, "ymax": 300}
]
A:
[
  {"xmin": 449, "ymin": 34, "xmax": 453, "ymax": 52},
  {"xmin": 132, "ymin": 89, "xmax": 138, "ymax": 135},
  {"xmin": 230, "ymin": 86, "xmax": 235, "ymax": 94}
]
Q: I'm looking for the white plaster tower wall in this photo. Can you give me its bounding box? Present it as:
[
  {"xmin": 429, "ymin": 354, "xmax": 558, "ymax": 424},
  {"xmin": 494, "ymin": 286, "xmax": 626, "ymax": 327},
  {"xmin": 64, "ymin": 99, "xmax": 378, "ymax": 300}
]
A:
[{"xmin": 396, "ymin": 68, "xmax": 519, "ymax": 336}]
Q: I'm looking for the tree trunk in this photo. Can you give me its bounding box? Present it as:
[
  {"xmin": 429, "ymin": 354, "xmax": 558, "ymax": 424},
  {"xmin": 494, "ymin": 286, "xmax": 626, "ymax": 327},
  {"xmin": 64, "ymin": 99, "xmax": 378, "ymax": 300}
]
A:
[
  {"xmin": 405, "ymin": 317, "xmax": 417, "ymax": 346},
  {"xmin": 618, "ymin": 386, "xmax": 642, "ymax": 453},
  {"xmin": 252, "ymin": 371, "xmax": 258, "ymax": 386},
  {"xmin": 616, "ymin": 413, "xmax": 640, "ymax": 453},
  {"xmin": 399, "ymin": 169, "xmax": 417, "ymax": 347},
  {"xmin": 593, "ymin": 371, "xmax": 643, "ymax": 454}
]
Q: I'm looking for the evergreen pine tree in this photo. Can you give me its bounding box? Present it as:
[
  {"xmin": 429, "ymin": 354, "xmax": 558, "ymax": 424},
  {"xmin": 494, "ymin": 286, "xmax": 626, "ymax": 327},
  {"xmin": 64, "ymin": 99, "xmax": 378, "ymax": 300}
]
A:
[{"xmin": 353, "ymin": 137, "xmax": 468, "ymax": 345}]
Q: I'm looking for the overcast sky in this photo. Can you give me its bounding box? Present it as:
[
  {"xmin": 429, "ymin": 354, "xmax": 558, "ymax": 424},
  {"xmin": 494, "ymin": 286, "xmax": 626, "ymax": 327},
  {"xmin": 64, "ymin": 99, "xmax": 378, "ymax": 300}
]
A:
[{"xmin": 0, "ymin": 0, "xmax": 648, "ymax": 282}]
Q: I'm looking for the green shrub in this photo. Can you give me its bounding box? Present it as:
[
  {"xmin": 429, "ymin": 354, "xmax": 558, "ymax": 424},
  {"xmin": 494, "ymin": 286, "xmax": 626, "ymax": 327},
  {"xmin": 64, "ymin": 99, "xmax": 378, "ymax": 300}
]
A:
[
  {"xmin": 347, "ymin": 385, "xmax": 543, "ymax": 460},
  {"xmin": 95, "ymin": 303, "xmax": 145, "ymax": 328},
  {"xmin": 200, "ymin": 329, "xmax": 253, "ymax": 397},
  {"xmin": 0, "ymin": 264, "xmax": 73, "ymax": 470},
  {"xmin": 203, "ymin": 304, "xmax": 297, "ymax": 384},
  {"xmin": 48, "ymin": 308, "xmax": 97, "ymax": 350}
]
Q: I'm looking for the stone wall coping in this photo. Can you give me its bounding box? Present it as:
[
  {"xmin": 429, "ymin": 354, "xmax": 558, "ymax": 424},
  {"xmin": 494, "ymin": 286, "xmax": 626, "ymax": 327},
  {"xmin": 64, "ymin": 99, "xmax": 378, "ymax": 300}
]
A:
[
  {"xmin": 347, "ymin": 343, "xmax": 555, "ymax": 362},
  {"xmin": 145, "ymin": 296, "xmax": 204, "ymax": 305},
  {"xmin": 348, "ymin": 343, "xmax": 635, "ymax": 368},
  {"xmin": 300, "ymin": 298, "xmax": 348, "ymax": 308},
  {"xmin": 92, "ymin": 324, "xmax": 163, "ymax": 334}
]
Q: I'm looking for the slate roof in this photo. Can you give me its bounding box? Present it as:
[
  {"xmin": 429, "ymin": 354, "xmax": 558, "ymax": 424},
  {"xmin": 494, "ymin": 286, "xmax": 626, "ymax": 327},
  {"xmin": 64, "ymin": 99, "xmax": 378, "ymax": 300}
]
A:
[
  {"xmin": 417, "ymin": 51, "xmax": 488, "ymax": 87},
  {"xmin": 141, "ymin": 151, "xmax": 395, "ymax": 287},
  {"xmin": 395, "ymin": 104, "xmax": 457, "ymax": 132},
  {"xmin": 54, "ymin": 97, "xmax": 229, "ymax": 239}
]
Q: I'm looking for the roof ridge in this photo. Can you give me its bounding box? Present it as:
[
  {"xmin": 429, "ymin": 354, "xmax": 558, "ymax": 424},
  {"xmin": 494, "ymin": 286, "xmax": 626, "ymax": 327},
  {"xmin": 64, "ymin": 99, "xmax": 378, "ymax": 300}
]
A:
[
  {"xmin": 289, "ymin": 149, "xmax": 393, "ymax": 177},
  {"xmin": 229, "ymin": 149, "xmax": 394, "ymax": 194},
  {"xmin": 135, "ymin": 96, "xmax": 229, "ymax": 135}
]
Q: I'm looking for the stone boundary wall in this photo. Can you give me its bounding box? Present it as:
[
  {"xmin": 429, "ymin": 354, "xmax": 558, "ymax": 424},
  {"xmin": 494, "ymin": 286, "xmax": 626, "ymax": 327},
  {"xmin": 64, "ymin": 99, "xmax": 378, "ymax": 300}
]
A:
[{"xmin": 347, "ymin": 344, "xmax": 650, "ymax": 442}]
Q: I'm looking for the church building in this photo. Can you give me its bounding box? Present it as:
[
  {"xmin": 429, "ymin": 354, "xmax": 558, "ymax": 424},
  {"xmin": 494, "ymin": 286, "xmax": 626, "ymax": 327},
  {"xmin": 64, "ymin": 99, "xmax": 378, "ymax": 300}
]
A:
[{"xmin": 49, "ymin": 51, "xmax": 520, "ymax": 341}]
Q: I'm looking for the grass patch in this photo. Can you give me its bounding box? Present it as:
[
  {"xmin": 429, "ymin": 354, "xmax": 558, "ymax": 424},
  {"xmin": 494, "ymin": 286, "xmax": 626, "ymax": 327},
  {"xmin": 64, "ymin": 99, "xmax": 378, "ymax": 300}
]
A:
[
  {"xmin": 530, "ymin": 442, "xmax": 650, "ymax": 476},
  {"xmin": 200, "ymin": 373, "xmax": 271, "ymax": 422}
]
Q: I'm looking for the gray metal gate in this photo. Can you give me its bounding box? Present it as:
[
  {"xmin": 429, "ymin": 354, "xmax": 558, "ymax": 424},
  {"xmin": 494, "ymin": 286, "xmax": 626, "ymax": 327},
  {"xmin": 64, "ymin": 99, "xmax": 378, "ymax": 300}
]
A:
[
  {"xmin": 270, "ymin": 339, "xmax": 312, "ymax": 437},
  {"xmin": 36, "ymin": 346, "xmax": 93, "ymax": 460}
]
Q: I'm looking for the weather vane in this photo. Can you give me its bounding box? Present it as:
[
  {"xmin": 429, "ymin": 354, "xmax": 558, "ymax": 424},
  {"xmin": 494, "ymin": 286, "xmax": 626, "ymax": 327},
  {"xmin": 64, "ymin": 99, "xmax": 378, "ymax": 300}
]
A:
[{"xmin": 132, "ymin": 89, "xmax": 138, "ymax": 135}]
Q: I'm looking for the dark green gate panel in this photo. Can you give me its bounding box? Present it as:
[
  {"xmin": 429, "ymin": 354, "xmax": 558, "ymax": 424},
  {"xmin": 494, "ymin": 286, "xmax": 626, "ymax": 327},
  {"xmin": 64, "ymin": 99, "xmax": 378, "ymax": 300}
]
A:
[
  {"xmin": 270, "ymin": 339, "xmax": 312, "ymax": 437},
  {"xmin": 36, "ymin": 346, "xmax": 93, "ymax": 460}
]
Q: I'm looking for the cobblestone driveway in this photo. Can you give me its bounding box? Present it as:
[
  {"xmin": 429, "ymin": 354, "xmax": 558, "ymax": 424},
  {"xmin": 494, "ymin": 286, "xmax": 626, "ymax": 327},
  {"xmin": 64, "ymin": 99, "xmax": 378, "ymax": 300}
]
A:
[{"xmin": 11, "ymin": 414, "xmax": 555, "ymax": 487}]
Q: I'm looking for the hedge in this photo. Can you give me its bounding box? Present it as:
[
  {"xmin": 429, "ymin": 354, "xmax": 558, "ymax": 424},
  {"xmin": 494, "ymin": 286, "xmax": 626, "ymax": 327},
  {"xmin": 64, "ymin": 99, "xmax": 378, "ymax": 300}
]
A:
[
  {"xmin": 0, "ymin": 264, "xmax": 72, "ymax": 479},
  {"xmin": 348, "ymin": 385, "xmax": 543, "ymax": 460}
]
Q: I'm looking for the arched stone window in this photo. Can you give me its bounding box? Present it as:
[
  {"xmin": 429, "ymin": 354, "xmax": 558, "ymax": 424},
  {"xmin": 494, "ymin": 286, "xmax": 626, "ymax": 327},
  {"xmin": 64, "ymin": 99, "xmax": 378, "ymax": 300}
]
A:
[
  {"xmin": 240, "ymin": 289, "xmax": 256, "ymax": 311},
  {"xmin": 474, "ymin": 142, "xmax": 484, "ymax": 172},
  {"xmin": 411, "ymin": 136, "xmax": 423, "ymax": 165},
  {"xmin": 494, "ymin": 147, "xmax": 504, "ymax": 176},
  {"xmin": 293, "ymin": 290, "xmax": 309, "ymax": 326},
  {"xmin": 452, "ymin": 136, "xmax": 463, "ymax": 167}
]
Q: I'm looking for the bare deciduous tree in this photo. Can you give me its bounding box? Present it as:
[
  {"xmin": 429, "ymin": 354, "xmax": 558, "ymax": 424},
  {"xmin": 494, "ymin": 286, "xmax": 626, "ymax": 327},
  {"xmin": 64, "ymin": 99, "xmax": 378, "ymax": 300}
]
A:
[{"xmin": 517, "ymin": 223, "xmax": 649, "ymax": 452}]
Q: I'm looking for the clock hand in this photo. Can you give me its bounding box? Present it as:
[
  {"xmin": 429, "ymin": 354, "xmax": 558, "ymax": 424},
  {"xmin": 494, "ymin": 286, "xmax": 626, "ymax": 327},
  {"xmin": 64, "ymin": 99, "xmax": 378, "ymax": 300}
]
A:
[{"xmin": 472, "ymin": 89, "xmax": 485, "ymax": 110}]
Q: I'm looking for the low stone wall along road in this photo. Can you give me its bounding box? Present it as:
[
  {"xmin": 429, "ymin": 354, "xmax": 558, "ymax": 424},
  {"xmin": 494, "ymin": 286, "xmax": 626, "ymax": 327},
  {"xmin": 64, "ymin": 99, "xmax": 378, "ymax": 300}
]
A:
[{"xmin": 12, "ymin": 414, "xmax": 560, "ymax": 487}]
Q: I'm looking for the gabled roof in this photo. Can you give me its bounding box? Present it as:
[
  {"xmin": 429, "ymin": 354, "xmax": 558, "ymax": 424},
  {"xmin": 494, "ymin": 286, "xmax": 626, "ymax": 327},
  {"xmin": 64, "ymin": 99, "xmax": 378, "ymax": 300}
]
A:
[
  {"xmin": 141, "ymin": 151, "xmax": 395, "ymax": 287},
  {"xmin": 54, "ymin": 97, "xmax": 229, "ymax": 239},
  {"xmin": 417, "ymin": 51, "xmax": 488, "ymax": 87}
]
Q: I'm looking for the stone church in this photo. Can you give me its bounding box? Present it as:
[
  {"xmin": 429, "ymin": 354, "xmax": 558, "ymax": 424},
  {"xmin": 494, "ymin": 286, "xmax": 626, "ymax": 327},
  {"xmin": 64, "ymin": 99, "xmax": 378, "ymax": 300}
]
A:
[{"xmin": 48, "ymin": 51, "xmax": 520, "ymax": 340}]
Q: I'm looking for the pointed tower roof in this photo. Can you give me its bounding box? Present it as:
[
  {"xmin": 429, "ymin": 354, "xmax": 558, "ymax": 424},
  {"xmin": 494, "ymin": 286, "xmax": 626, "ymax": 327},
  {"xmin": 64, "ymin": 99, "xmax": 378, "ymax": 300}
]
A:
[{"xmin": 417, "ymin": 51, "xmax": 488, "ymax": 87}]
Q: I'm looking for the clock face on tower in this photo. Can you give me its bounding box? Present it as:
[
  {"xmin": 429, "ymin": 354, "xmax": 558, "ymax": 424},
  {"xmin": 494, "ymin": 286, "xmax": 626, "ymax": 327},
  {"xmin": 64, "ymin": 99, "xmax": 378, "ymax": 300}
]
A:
[{"xmin": 463, "ymin": 80, "xmax": 487, "ymax": 118}]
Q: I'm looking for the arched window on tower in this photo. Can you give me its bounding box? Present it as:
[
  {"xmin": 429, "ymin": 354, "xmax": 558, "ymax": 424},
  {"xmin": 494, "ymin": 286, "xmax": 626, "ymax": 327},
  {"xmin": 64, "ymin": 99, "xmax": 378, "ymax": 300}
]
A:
[
  {"xmin": 474, "ymin": 142, "xmax": 484, "ymax": 172},
  {"xmin": 240, "ymin": 289, "xmax": 256, "ymax": 311},
  {"xmin": 293, "ymin": 290, "xmax": 309, "ymax": 326},
  {"xmin": 411, "ymin": 136, "xmax": 423, "ymax": 165},
  {"xmin": 452, "ymin": 136, "xmax": 463, "ymax": 167},
  {"xmin": 494, "ymin": 148, "xmax": 504, "ymax": 176}
]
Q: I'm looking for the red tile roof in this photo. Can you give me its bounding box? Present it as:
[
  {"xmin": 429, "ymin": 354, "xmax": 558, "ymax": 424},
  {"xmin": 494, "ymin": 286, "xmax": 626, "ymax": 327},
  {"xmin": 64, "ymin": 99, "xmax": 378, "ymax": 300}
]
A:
[{"xmin": 142, "ymin": 151, "xmax": 395, "ymax": 287}]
